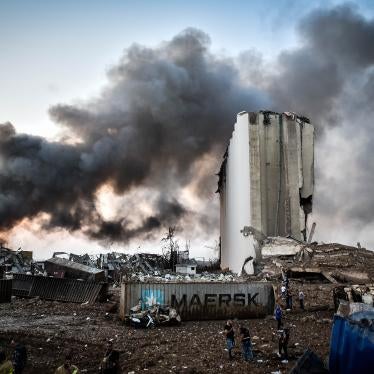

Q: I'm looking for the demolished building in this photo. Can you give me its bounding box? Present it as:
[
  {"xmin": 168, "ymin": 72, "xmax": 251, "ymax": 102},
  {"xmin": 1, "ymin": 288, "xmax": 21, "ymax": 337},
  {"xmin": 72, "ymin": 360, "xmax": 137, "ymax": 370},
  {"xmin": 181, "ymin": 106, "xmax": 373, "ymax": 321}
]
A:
[{"xmin": 218, "ymin": 111, "xmax": 314, "ymax": 274}]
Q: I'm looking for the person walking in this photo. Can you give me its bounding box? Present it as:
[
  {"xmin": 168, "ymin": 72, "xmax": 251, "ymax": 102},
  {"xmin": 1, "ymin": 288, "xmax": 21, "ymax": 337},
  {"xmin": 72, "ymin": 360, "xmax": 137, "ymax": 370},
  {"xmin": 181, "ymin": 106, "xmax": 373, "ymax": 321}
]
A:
[
  {"xmin": 55, "ymin": 352, "xmax": 79, "ymax": 374},
  {"xmin": 281, "ymin": 285, "xmax": 287, "ymax": 300},
  {"xmin": 278, "ymin": 328, "xmax": 290, "ymax": 361},
  {"xmin": 100, "ymin": 341, "xmax": 120, "ymax": 374},
  {"xmin": 275, "ymin": 304, "xmax": 283, "ymax": 330},
  {"xmin": 0, "ymin": 350, "xmax": 13, "ymax": 374},
  {"xmin": 299, "ymin": 290, "xmax": 305, "ymax": 310},
  {"xmin": 239, "ymin": 325, "xmax": 253, "ymax": 362},
  {"xmin": 287, "ymin": 290, "xmax": 293, "ymax": 310},
  {"xmin": 11, "ymin": 340, "xmax": 27, "ymax": 374},
  {"xmin": 223, "ymin": 320, "xmax": 235, "ymax": 360}
]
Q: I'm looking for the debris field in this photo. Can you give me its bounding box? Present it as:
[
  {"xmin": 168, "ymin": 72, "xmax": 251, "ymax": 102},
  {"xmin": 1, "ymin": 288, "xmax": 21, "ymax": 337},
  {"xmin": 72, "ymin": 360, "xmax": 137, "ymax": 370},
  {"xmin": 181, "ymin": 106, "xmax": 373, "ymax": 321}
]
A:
[{"xmin": 0, "ymin": 285, "xmax": 334, "ymax": 374}]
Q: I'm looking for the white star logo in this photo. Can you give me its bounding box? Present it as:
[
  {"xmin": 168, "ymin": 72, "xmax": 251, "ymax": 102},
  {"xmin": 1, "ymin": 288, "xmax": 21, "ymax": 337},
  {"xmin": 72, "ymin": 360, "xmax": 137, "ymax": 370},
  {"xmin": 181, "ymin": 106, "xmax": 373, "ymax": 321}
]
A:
[{"xmin": 145, "ymin": 293, "xmax": 158, "ymax": 306}]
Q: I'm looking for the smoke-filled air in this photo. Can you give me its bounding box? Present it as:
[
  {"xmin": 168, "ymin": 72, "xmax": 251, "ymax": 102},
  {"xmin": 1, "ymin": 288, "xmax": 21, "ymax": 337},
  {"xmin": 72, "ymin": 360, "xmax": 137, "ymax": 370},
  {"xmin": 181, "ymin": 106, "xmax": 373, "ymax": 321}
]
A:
[{"xmin": 1, "ymin": 4, "xmax": 374, "ymax": 248}]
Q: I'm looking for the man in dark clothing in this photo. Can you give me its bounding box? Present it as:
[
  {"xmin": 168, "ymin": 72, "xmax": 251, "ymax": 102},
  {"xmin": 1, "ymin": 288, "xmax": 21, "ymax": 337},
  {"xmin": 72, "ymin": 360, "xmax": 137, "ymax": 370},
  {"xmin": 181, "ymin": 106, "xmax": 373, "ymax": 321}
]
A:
[
  {"xmin": 275, "ymin": 304, "xmax": 282, "ymax": 330},
  {"xmin": 278, "ymin": 328, "xmax": 290, "ymax": 360},
  {"xmin": 223, "ymin": 320, "xmax": 235, "ymax": 360},
  {"xmin": 286, "ymin": 290, "xmax": 293, "ymax": 310},
  {"xmin": 11, "ymin": 340, "xmax": 27, "ymax": 374},
  {"xmin": 239, "ymin": 326, "xmax": 253, "ymax": 362},
  {"xmin": 100, "ymin": 341, "xmax": 120, "ymax": 374}
]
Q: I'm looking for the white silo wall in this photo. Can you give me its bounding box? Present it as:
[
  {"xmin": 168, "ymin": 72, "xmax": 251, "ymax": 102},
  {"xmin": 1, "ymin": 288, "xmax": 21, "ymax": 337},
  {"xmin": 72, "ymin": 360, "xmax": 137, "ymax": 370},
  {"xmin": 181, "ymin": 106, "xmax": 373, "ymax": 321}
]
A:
[
  {"xmin": 220, "ymin": 112, "xmax": 255, "ymax": 273},
  {"xmin": 219, "ymin": 112, "xmax": 314, "ymax": 274}
]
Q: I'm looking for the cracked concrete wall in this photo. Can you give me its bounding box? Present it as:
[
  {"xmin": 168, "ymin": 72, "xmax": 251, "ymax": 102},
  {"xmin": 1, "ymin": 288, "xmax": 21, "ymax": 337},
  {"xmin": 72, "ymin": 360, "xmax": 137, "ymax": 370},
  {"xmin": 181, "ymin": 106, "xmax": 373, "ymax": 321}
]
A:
[{"xmin": 219, "ymin": 112, "xmax": 314, "ymax": 273}]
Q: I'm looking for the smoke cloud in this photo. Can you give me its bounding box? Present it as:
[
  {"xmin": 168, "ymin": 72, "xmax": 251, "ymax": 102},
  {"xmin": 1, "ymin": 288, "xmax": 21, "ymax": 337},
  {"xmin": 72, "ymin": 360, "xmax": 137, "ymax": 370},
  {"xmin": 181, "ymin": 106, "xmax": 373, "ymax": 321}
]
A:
[
  {"xmin": 2, "ymin": 4, "xmax": 374, "ymax": 248},
  {"xmin": 0, "ymin": 28, "xmax": 266, "ymax": 244}
]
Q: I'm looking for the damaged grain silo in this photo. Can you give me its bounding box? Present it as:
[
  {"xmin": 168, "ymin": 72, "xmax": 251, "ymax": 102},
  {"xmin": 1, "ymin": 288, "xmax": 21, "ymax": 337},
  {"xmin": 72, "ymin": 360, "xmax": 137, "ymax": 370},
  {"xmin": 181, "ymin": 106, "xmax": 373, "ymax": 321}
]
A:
[{"xmin": 217, "ymin": 111, "xmax": 314, "ymax": 274}]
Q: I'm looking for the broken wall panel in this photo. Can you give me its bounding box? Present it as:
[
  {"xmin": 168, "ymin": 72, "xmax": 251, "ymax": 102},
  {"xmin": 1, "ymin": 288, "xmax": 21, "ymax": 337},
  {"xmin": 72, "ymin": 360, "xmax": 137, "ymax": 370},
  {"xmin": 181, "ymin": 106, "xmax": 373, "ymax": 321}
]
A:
[
  {"xmin": 12, "ymin": 274, "xmax": 106, "ymax": 303},
  {"xmin": 220, "ymin": 112, "xmax": 253, "ymax": 273},
  {"xmin": 300, "ymin": 122, "xmax": 314, "ymax": 199},
  {"xmin": 12, "ymin": 273, "xmax": 32, "ymax": 297},
  {"xmin": 120, "ymin": 281, "xmax": 275, "ymax": 321}
]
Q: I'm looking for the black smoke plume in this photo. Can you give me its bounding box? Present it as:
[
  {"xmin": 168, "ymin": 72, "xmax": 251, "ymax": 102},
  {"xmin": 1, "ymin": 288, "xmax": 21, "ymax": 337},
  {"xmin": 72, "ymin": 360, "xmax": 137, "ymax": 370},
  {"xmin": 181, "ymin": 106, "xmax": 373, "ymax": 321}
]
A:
[{"xmin": 0, "ymin": 29, "xmax": 265, "ymax": 243}]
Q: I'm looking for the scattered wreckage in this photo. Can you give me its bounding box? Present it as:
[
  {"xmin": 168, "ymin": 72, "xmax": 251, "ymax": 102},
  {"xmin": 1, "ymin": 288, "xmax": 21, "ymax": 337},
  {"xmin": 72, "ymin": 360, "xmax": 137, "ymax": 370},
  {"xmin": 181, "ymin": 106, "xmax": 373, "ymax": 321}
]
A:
[
  {"xmin": 125, "ymin": 302, "xmax": 181, "ymax": 328},
  {"xmin": 333, "ymin": 284, "xmax": 374, "ymax": 311},
  {"xmin": 0, "ymin": 244, "xmax": 33, "ymax": 276}
]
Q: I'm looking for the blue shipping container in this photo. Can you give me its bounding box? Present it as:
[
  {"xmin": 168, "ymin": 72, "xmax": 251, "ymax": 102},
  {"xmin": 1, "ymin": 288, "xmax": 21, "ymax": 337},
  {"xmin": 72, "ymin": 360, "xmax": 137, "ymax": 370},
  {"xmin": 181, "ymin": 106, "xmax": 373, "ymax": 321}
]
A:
[{"xmin": 329, "ymin": 312, "xmax": 374, "ymax": 374}]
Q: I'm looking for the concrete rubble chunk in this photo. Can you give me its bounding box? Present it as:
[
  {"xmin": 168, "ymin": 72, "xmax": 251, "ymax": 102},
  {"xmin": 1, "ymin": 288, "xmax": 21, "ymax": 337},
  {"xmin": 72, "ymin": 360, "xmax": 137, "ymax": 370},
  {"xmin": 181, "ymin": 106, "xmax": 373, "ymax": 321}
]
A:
[{"xmin": 254, "ymin": 241, "xmax": 374, "ymax": 285}]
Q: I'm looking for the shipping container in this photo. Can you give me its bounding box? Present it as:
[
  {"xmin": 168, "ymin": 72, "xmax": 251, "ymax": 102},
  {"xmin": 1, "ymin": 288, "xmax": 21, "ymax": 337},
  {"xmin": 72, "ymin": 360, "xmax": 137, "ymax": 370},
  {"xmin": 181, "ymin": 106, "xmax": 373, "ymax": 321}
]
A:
[
  {"xmin": 44, "ymin": 257, "xmax": 105, "ymax": 282},
  {"xmin": 120, "ymin": 281, "xmax": 275, "ymax": 320},
  {"xmin": 0, "ymin": 279, "xmax": 12, "ymax": 303},
  {"xmin": 12, "ymin": 274, "xmax": 107, "ymax": 303}
]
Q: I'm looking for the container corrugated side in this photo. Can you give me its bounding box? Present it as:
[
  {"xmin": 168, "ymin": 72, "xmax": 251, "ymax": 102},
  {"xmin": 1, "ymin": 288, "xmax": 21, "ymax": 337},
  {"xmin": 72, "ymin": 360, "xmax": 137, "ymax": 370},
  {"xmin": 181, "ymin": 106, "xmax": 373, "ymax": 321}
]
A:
[{"xmin": 120, "ymin": 281, "xmax": 275, "ymax": 320}]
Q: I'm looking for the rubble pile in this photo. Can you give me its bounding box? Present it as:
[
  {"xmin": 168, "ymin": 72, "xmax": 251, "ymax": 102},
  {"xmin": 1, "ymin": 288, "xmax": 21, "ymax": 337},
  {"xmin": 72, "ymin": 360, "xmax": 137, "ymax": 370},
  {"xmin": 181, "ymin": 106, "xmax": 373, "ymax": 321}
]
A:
[
  {"xmin": 333, "ymin": 284, "xmax": 374, "ymax": 310},
  {"xmin": 0, "ymin": 244, "xmax": 32, "ymax": 275},
  {"xmin": 125, "ymin": 270, "xmax": 239, "ymax": 283},
  {"xmin": 114, "ymin": 253, "xmax": 168, "ymax": 278},
  {"xmin": 56, "ymin": 252, "xmax": 170, "ymax": 282},
  {"xmin": 256, "ymin": 240, "xmax": 374, "ymax": 284}
]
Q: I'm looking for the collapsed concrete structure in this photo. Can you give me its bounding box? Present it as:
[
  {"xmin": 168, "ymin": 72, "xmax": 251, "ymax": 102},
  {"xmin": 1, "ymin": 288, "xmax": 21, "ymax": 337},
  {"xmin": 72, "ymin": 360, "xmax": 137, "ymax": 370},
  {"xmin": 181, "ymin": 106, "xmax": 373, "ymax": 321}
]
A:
[{"xmin": 218, "ymin": 111, "xmax": 314, "ymax": 273}]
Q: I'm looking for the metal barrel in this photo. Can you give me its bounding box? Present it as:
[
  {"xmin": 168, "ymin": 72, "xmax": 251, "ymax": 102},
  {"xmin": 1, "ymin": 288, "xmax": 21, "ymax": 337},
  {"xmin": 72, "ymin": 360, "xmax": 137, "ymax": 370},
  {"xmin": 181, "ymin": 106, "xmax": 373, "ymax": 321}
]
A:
[{"xmin": 120, "ymin": 281, "xmax": 275, "ymax": 320}]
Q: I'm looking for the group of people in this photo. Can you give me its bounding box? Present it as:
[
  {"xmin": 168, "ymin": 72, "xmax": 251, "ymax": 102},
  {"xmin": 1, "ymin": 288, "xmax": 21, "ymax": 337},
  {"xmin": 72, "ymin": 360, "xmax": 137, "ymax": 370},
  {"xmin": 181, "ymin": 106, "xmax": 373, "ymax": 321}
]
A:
[
  {"xmin": 274, "ymin": 306, "xmax": 290, "ymax": 361},
  {"xmin": 222, "ymin": 318, "xmax": 291, "ymax": 363},
  {"xmin": 280, "ymin": 272, "xmax": 305, "ymax": 311},
  {"xmin": 223, "ymin": 320, "xmax": 253, "ymax": 362},
  {"xmin": 0, "ymin": 340, "xmax": 120, "ymax": 374},
  {"xmin": 55, "ymin": 341, "xmax": 120, "ymax": 374},
  {"xmin": 274, "ymin": 271, "xmax": 306, "ymax": 361}
]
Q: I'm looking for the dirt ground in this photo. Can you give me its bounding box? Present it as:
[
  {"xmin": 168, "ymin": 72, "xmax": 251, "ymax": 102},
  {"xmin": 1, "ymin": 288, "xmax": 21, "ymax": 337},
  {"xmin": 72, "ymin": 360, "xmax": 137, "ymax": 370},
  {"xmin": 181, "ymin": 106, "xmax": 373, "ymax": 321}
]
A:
[{"xmin": 0, "ymin": 284, "xmax": 334, "ymax": 374}]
